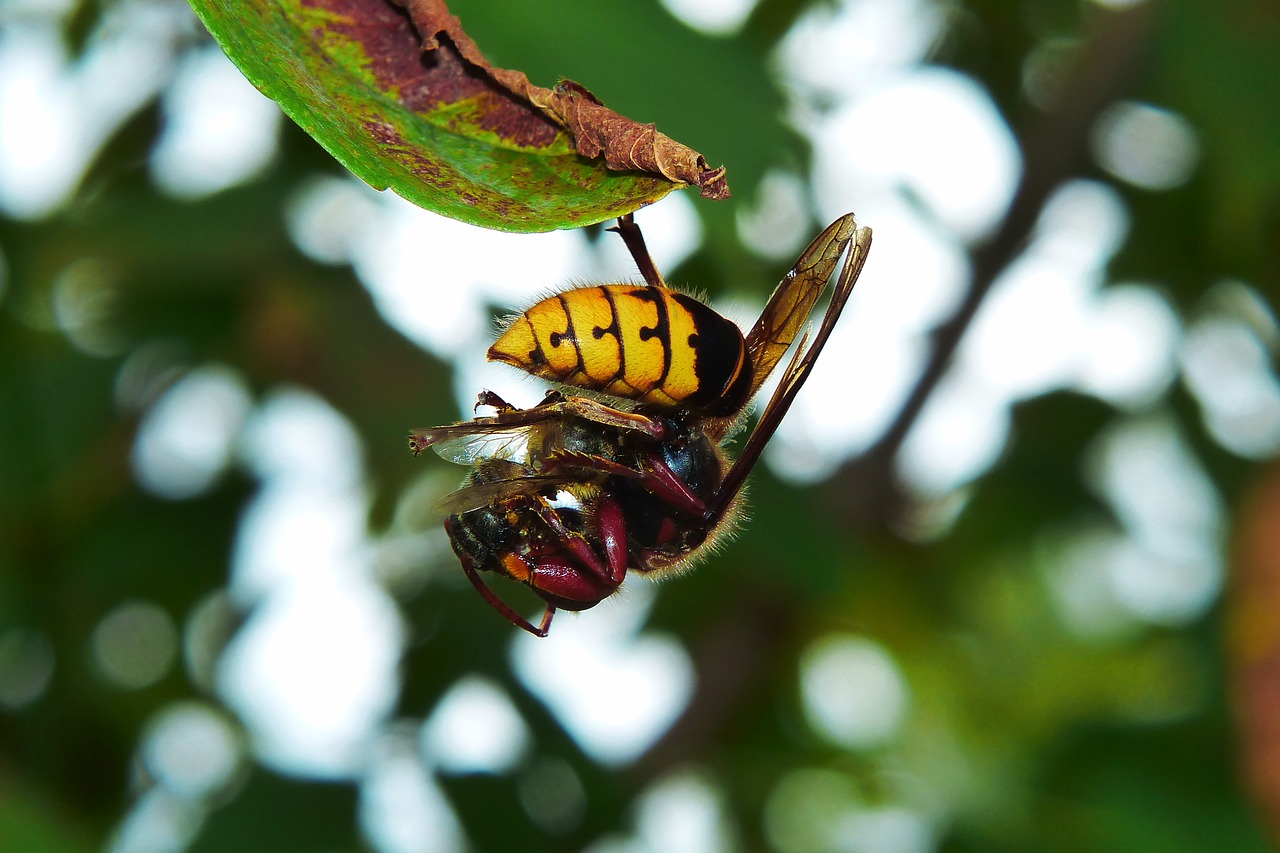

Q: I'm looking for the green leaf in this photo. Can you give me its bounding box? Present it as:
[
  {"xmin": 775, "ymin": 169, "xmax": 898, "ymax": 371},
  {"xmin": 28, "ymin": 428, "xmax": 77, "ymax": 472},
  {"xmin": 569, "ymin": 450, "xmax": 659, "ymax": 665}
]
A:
[{"xmin": 186, "ymin": 0, "xmax": 676, "ymax": 232}]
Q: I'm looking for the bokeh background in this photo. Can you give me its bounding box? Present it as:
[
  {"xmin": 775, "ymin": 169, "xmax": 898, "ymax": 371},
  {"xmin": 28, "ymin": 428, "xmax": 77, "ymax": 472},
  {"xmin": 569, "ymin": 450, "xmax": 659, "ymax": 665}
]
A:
[{"xmin": 4, "ymin": 0, "xmax": 1280, "ymax": 850}]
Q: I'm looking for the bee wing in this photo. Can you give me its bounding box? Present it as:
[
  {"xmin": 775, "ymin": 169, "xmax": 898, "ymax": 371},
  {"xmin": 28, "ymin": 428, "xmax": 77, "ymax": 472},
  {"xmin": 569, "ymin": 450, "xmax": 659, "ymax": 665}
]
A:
[
  {"xmin": 740, "ymin": 214, "xmax": 859, "ymax": 403},
  {"xmin": 409, "ymin": 417, "xmax": 555, "ymax": 466},
  {"xmin": 433, "ymin": 475, "xmax": 587, "ymax": 516},
  {"xmin": 707, "ymin": 222, "xmax": 872, "ymax": 527},
  {"xmin": 431, "ymin": 428, "xmax": 533, "ymax": 466}
]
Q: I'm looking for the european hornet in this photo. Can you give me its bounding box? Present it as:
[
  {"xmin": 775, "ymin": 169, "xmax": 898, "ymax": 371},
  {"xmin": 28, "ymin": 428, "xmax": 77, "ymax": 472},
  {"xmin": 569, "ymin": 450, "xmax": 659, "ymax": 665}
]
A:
[{"xmin": 409, "ymin": 213, "xmax": 872, "ymax": 636}]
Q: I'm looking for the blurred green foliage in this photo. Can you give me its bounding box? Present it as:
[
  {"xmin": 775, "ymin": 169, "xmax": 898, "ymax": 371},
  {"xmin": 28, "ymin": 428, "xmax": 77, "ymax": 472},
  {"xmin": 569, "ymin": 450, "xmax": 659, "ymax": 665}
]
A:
[{"xmin": 2, "ymin": 1, "xmax": 1279, "ymax": 852}]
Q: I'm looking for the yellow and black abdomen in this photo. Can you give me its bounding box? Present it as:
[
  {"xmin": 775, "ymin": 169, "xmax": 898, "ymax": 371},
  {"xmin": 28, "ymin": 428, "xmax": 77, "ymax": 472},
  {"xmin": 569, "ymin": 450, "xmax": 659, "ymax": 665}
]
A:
[{"xmin": 489, "ymin": 285, "xmax": 751, "ymax": 414}]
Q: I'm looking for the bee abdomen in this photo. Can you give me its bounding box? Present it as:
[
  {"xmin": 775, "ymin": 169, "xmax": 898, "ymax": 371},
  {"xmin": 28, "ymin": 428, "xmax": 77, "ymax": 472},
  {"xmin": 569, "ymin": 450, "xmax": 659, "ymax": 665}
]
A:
[{"xmin": 489, "ymin": 285, "xmax": 749, "ymax": 412}]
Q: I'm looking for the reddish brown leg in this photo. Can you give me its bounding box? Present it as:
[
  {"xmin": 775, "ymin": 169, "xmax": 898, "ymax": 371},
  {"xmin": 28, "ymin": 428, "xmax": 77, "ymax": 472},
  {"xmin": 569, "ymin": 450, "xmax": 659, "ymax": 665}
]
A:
[
  {"xmin": 475, "ymin": 389, "xmax": 563, "ymax": 413},
  {"xmin": 543, "ymin": 447, "xmax": 708, "ymax": 519},
  {"xmin": 637, "ymin": 449, "xmax": 708, "ymax": 518},
  {"xmin": 447, "ymin": 517, "xmax": 554, "ymax": 637},
  {"xmin": 609, "ymin": 213, "xmax": 667, "ymax": 289},
  {"xmin": 543, "ymin": 449, "xmax": 647, "ymax": 480},
  {"xmin": 474, "ymin": 389, "xmax": 518, "ymax": 413}
]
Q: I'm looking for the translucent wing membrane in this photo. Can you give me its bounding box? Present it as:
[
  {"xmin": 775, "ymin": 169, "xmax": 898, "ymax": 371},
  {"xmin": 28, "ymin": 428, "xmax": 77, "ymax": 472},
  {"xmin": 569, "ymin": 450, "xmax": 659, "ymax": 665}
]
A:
[{"xmin": 431, "ymin": 429, "xmax": 533, "ymax": 466}]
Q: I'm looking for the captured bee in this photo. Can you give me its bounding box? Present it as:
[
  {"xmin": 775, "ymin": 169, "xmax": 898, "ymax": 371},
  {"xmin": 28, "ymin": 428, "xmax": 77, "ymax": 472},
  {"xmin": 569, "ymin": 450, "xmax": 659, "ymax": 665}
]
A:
[{"xmin": 410, "ymin": 213, "xmax": 872, "ymax": 636}]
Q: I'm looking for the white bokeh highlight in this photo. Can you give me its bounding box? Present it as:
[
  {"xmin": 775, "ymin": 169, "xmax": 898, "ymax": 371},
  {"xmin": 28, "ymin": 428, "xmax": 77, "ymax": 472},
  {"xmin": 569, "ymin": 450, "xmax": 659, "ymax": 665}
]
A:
[
  {"xmin": 421, "ymin": 676, "xmax": 531, "ymax": 776},
  {"xmin": 778, "ymin": 0, "xmax": 945, "ymax": 101},
  {"xmin": 1181, "ymin": 309, "xmax": 1280, "ymax": 458},
  {"xmin": 1045, "ymin": 526, "xmax": 1146, "ymax": 641},
  {"xmin": 1092, "ymin": 101, "xmax": 1199, "ymax": 192},
  {"xmin": 510, "ymin": 583, "xmax": 694, "ymax": 767},
  {"xmin": 814, "ymin": 68, "xmax": 1021, "ymax": 241},
  {"xmin": 141, "ymin": 701, "xmax": 245, "ymax": 801},
  {"xmin": 800, "ymin": 634, "xmax": 909, "ymax": 750},
  {"xmin": 361, "ymin": 730, "xmax": 468, "ymax": 853},
  {"xmin": 736, "ymin": 170, "xmax": 813, "ymax": 261},
  {"xmin": 217, "ymin": 389, "xmax": 404, "ymax": 779},
  {"xmin": 1075, "ymin": 284, "xmax": 1180, "ymax": 408},
  {"xmin": 635, "ymin": 770, "xmax": 737, "ymax": 853},
  {"xmin": 150, "ymin": 44, "xmax": 282, "ymax": 198},
  {"xmin": 109, "ymin": 787, "xmax": 203, "ymax": 853},
  {"xmin": 897, "ymin": 181, "xmax": 1152, "ymax": 496},
  {"xmin": 897, "ymin": 371, "xmax": 1011, "ymax": 498},
  {"xmin": 131, "ymin": 364, "xmax": 253, "ymax": 501},
  {"xmin": 659, "ymin": 0, "xmax": 759, "ymax": 36},
  {"xmin": 1081, "ymin": 416, "xmax": 1225, "ymax": 625},
  {"xmin": 0, "ymin": 1, "xmax": 186, "ymax": 217}
]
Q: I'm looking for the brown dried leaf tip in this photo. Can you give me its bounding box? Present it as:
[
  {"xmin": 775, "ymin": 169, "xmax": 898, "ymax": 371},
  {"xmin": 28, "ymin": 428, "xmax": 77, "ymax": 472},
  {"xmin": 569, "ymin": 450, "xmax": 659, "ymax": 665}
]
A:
[{"xmin": 402, "ymin": 0, "xmax": 730, "ymax": 200}]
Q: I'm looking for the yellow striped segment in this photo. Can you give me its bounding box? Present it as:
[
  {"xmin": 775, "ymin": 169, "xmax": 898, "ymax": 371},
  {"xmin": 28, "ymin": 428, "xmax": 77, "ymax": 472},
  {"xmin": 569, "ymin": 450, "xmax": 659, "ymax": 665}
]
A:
[
  {"xmin": 660, "ymin": 295, "xmax": 700, "ymax": 403},
  {"xmin": 487, "ymin": 315, "xmax": 539, "ymax": 372},
  {"xmin": 526, "ymin": 298, "xmax": 577, "ymax": 376},
  {"xmin": 489, "ymin": 284, "xmax": 748, "ymax": 411},
  {"xmin": 562, "ymin": 288, "xmax": 621, "ymax": 385},
  {"xmin": 610, "ymin": 288, "xmax": 665, "ymax": 397}
]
